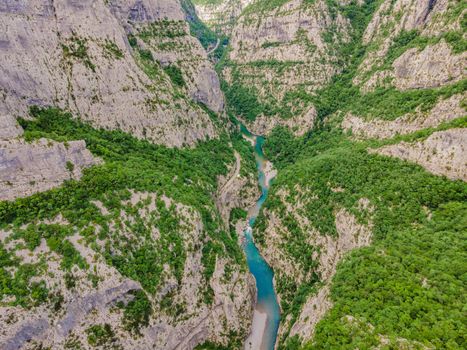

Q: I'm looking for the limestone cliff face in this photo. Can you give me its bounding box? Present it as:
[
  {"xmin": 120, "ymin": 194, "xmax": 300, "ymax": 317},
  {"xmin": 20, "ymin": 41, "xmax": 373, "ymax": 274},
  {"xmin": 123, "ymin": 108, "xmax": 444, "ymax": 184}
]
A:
[
  {"xmin": 112, "ymin": 0, "xmax": 225, "ymax": 113},
  {"xmin": 0, "ymin": 0, "xmax": 224, "ymax": 147},
  {"xmin": 372, "ymin": 129, "xmax": 467, "ymax": 182},
  {"xmin": 0, "ymin": 115, "xmax": 99, "ymax": 201},
  {"xmin": 342, "ymin": 94, "xmax": 466, "ymax": 140},
  {"xmin": 1, "ymin": 0, "xmax": 465, "ymax": 349},
  {"xmin": 341, "ymin": 0, "xmax": 466, "ymax": 184},
  {"xmin": 288, "ymin": 205, "xmax": 373, "ymax": 342},
  {"xmin": 0, "ymin": 192, "xmax": 254, "ymax": 350},
  {"xmin": 354, "ymin": 0, "xmax": 466, "ymax": 92},
  {"xmin": 215, "ymin": 151, "xmax": 260, "ymax": 227},
  {"xmin": 193, "ymin": 0, "xmax": 254, "ymax": 35},
  {"xmin": 222, "ymin": 0, "xmax": 351, "ymax": 135},
  {"xmin": 254, "ymin": 187, "xmax": 373, "ymax": 344}
]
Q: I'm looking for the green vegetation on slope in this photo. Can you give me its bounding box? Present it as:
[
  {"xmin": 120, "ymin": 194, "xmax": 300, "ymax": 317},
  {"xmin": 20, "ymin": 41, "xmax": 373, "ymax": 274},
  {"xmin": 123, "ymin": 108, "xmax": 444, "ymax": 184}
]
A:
[
  {"xmin": 253, "ymin": 3, "xmax": 467, "ymax": 344},
  {"xmin": 259, "ymin": 120, "xmax": 467, "ymax": 348},
  {"xmin": 220, "ymin": 0, "xmax": 385, "ymax": 123},
  {"xmin": 181, "ymin": 0, "xmax": 227, "ymax": 58},
  {"xmin": 245, "ymin": 0, "xmax": 466, "ymax": 143},
  {"xmin": 0, "ymin": 107, "xmax": 254, "ymax": 320},
  {"xmin": 280, "ymin": 0, "xmax": 466, "ymax": 125},
  {"xmin": 258, "ymin": 123, "xmax": 467, "ymax": 347},
  {"xmin": 216, "ymin": 0, "xmax": 467, "ymax": 347},
  {"xmin": 307, "ymin": 202, "xmax": 467, "ymax": 349},
  {"xmin": 0, "ymin": 242, "xmax": 48, "ymax": 308}
]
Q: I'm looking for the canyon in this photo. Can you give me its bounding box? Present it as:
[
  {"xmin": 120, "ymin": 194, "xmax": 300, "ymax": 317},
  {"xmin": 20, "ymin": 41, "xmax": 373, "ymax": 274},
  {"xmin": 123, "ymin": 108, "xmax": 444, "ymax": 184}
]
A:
[{"xmin": 0, "ymin": 0, "xmax": 465, "ymax": 349}]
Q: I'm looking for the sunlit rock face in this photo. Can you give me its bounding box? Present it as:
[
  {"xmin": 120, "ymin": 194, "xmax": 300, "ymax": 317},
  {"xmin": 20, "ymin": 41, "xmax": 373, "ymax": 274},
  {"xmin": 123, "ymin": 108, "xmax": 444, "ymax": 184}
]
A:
[{"xmin": 0, "ymin": 0, "xmax": 224, "ymax": 147}]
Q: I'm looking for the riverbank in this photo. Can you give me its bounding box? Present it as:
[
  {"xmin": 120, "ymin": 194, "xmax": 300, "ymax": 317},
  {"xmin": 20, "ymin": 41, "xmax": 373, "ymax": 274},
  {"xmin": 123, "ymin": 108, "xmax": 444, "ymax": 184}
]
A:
[
  {"xmin": 240, "ymin": 128, "xmax": 281, "ymax": 350},
  {"xmin": 245, "ymin": 304, "xmax": 268, "ymax": 350}
]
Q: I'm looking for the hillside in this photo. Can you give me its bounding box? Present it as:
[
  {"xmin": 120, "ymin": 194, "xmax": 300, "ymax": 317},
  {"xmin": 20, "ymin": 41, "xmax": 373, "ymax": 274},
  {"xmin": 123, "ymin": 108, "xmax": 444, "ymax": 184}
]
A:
[
  {"xmin": 0, "ymin": 1, "xmax": 260, "ymax": 349},
  {"xmin": 246, "ymin": 0, "xmax": 467, "ymax": 348},
  {"xmin": 1, "ymin": 0, "xmax": 466, "ymax": 349}
]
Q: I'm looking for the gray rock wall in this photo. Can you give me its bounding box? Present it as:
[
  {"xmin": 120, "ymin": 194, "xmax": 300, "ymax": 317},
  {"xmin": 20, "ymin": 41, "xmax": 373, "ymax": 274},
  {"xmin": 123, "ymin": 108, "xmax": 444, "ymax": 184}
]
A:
[
  {"xmin": 0, "ymin": 137, "xmax": 99, "ymax": 201},
  {"xmin": 0, "ymin": 0, "xmax": 224, "ymax": 147},
  {"xmin": 0, "ymin": 114, "xmax": 99, "ymax": 201}
]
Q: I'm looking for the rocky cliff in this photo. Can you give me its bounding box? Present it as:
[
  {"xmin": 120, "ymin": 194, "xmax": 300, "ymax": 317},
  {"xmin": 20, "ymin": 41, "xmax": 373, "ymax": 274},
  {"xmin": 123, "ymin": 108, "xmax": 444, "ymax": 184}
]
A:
[
  {"xmin": 0, "ymin": 191, "xmax": 255, "ymax": 350},
  {"xmin": 0, "ymin": 114, "xmax": 100, "ymax": 201},
  {"xmin": 220, "ymin": 0, "xmax": 352, "ymax": 135},
  {"xmin": 193, "ymin": 0, "xmax": 254, "ymax": 35},
  {"xmin": 0, "ymin": 0, "xmax": 224, "ymax": 147},
  {"xmin": 342, "ymin": 0, "xmax": 466, "ymax": 185},
  {"xmin": 0, "ymin": 103, "xmax": 259, "ymax": 349},
  {"xmin": 242, "ymin": 0, "xmax": 466, "ymax": 348},
  {"xmin": 0, "ymin": 0, "xmax": 260, "ymax": 343}
]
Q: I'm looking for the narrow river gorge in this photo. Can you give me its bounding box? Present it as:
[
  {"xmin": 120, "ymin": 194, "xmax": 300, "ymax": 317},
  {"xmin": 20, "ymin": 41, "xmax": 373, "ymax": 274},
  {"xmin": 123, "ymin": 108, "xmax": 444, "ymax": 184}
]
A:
[{"xmin": 241, "ymin": 126, "xmax": 281, "ymax": 350}]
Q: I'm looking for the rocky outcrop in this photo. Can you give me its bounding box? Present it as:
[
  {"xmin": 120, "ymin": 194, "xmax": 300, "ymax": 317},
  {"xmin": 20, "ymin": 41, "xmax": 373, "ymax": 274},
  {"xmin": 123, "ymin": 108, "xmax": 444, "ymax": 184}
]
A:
[
  {"xmin": 288, "ymin": 286, "xmax": 332, "ymax": 342},
  {"xmin": 223, "ymin": 0, "xmax": 350, "ymax": 135},
  {"xmin": 242, "ymin": 105, "xmax": 317, "ymax": 137},
  {"xmin": 2, "ymin": 280, "xmax": 141, "ymax": 350},
  {"xmin": 354, "ymin": 0, "xmax": 464, "ymax": 92},
  {"xmin": 0, "ymin": 115, "xmax": 22, "ymax": 140},
  {"xmin": 193, "ymin": 0, "xmax": 254, "ymax": 35},
  {"xmin": 216, "ymin": 151, "xmax": 259, "ymax": 226},
  {"xmin": 0, "ymin": 192, "xmax": 254, "ymax": 349},
  {"xmin": 342, "ymin": 93, "xmax": 466, "ymax": 139},
  {"xmin": 372, "ymin": 129, "xmax": 467, "ymax": 182},
  {"xmin": 362, "ymin": 0, "xmax": 440, "ymax": 45},
  {"xmin": 0, "ymin": 114, "xmax": 99, "ymax": 201},
  {"xmin": 0, "ymin": 138, "xmax": 99, "ymax": 201},
  {"xmin": 111, "ymin": 0, "xmax": 225, "ymax": 114},
  {"xmin": 0, "ymin": 0, "xmax": 223, "ymax": 147},
  {"xmin": 255, "ymin": 183, "xmax": 373, "ymax": 344},
  {"xmin": 131, "ymin": 18, "xmax": 225, "ymax": 113},
  {"xmin": 392, "ymin": 41, "xmax": 466, "ymax": 90},
  {"xmin": 288, "ymin": 207, "xmax": 373, "ymax": 342}
]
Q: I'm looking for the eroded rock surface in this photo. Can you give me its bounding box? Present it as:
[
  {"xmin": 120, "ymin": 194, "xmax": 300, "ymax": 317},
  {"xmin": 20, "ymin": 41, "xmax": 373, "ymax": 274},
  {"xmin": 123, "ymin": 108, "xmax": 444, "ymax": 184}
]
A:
[
  {"xmin": 373, "ymin": 129, "xmax": 467, "ymax": 182},
  {"xmin": 223, "ymin": 0, "xmax": 349, "ymax": 135},
  {"xmin": 0, "ymin": 192, "xmax": 254, "ymax": 350},
  {"xmin": 255, "ymin": 184, "xmax": 374, "ymax": 344},
  {"xmin": 289, "ymin": 208, "xmax": 373, "ymax": 341},
  {"xmin": 0, "ymin": 138, "xmax": 99, "ymax": 201},
  {"xmin": 243, "ymin": 106, "xmax": 317, "ymax": 137},
  {"xmin": 216, "ymin": 151, "xmax": 259, "ymax": 226},
  {"xmin": 0, "ymin": 114, "xmax": 99, "ymax": 201},
  {"xmin": 354, "ymin": 0, "xmax": 464, "ymax": 92},
  {"xmin": 0, "ymin": 0, "xmax": 222, "ymax": 147},
  {"xmin": 193, "ymin": 0, "xmax": 254, "ymax": 35},
  {"xmin": 342, "ymin": 94, "xmax": 466, "ymax": 140},
  {"xmin": 0, "ymin": 115, "xmax": 22, "ymax": 140},
  {"xmin": 392, "ymin": 41, "xmax": 466, "ymax": 90}
]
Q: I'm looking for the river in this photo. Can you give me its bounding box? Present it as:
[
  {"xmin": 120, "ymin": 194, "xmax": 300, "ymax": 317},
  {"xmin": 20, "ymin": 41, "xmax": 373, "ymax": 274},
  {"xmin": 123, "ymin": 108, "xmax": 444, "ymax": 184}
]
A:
[{"xmin": 241, "ymin": 125, "xmax": 281, "ymax": 350}]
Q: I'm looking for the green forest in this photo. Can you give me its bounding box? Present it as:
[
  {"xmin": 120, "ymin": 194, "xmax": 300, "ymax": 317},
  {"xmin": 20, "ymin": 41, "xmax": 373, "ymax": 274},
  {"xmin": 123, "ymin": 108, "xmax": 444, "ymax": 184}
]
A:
[
  {"xmin": 259, "ymin": 121, "xmax": 467, "ymax": 349},
  {"xmin": 231, "ymin": 0, "xmax": 467, "ymax": 348},
  {"xmin": 0, "ymin": 107, "xmax": 255, "ymax": 325}
]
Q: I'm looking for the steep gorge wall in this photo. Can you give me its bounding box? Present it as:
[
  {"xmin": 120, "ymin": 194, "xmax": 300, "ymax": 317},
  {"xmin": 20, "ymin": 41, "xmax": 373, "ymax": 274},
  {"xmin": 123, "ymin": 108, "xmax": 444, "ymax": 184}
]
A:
[
  {"xmin": 193, "ymin": 0, "xmax": 254, "ymax": 35},
  {"xmin": 220, "ymin": 0, "xmax": 352, "ymax": 135},
  {"xmin": 0, "ymin": 114, "xmax": 99, "ymax": 201},
  {"xmin": 354, "ymin": 0, "xmax": 466, "ymax": 91},
  {"xmin": 0, "ymin": 0, "xmax": 465, "ymax": 348},
  {"xmin": 0, "ymin": 3, "xmax": 261, "ymax": 348},
  {"xmin": 0, "ymin": 192, "xmax": 255, "ymax": 350},
  {"xmin": 0, "ymin": 0, "xmax": 223, "ymax": 147},
  {"xmin": 343, "ymin": 0, "xmax": 466, "ymax": 183},
  {"xmin": 237, "ymin": 0, "xmax": 466, "ymax": 347}
]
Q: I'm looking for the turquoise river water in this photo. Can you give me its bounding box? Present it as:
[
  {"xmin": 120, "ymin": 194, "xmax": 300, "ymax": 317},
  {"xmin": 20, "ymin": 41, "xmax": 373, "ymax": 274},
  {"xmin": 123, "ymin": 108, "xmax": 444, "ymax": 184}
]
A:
[{"xmin": 241, "ymin": 125, "xmax": 281, "ymax": 349}]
